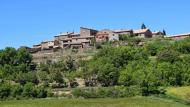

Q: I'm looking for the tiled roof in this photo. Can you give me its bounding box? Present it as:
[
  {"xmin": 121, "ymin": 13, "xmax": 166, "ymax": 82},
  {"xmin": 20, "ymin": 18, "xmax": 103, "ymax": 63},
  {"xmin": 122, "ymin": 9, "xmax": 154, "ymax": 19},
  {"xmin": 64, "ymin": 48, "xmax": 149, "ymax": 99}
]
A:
[
  {"xmin": 133, "ymin": 29, "xmax": 149, "ymax": 34},
  {"xmin": 71, "ymin": 33, "xmax": 80, "ymax": 36},
  {"xmin": 170, "ymin": 33, "xmax": 190, "ymax": 37},
  {"xmin": 55, "ymin": 32, "xmax": 73, "ymax": 37},
  {"xmin": 80, "ymin": 27, "xmax": 98, "ymax": 31},
  {"xmin": 41, "ymin": 40, "xmax": 54, "ymax": 43},
  {"xmin": 152, "ymin": 31, "xmax": 163, "ymax": 35},
  {"xmin": 114, "ymin": 29, "xmax": 132, "ymax": 33},
  {"xmin": 72, "ymin": 36, "xmax": 94, "ymax": 39}
]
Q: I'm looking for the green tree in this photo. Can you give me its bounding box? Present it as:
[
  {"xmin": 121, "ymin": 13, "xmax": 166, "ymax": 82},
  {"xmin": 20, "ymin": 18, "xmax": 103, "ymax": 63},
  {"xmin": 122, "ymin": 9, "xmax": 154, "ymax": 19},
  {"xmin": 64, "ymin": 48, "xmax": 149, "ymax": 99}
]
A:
[
  {"xmin": 97, "ymin": 63, "xmax": 118, "ymax": 86},
  {"xmin": 15, "ymin": 72, "xmax": 39, "ymax": 85},
  {"xmin": 0, "ymin": 84, "xmax": 11, "ymax": 100},
  {"xmin": 141, "ymin": 23, "xmax": 147, "ymax": 29},
  {"xmin": 64, "ymin": 56, "xmax": 76, "ymax": 72},
  {"xmin": 157, "ymin": 48, "xmax": 180, "ymax": 63},
  {"xmin": 16, "ymin": 48, "xmax": 32, "ymax": 65},
  {"xmin": 0, "ymin": 47, "xmax": 17, "ymax": 65},
  {"xmin": 163, "ymin": 29, "xmax": 166, "ymax": 36},
  {"xmin": 22, "ymin": 82, "xmax": 37, "ymax": 98}
]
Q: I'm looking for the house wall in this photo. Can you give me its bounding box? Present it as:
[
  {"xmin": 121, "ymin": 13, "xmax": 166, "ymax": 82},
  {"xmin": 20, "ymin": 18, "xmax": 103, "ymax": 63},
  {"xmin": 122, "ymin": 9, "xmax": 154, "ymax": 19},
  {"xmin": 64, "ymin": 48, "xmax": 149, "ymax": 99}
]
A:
[
  {"xmin": 47, "ymin": 41, "xmax": 54, "ymax": 47},
  {"xmin": 108, "ymin": 33, "xmax": 119, "ymax": 41},
  {"xmin": 41, "ymin": 41, "xmax": 54, "ymax": 50},
  {"xmin": 170, "ymin": 35, "xmax": 190, "ymax": 40},
  {"xmin": 144, "ymin": 30, "xmax": 152, "ymax": 38},
  {"xmin": 41, "ymin": 42, "xmax": 49, "ymax": 50},
  {"xmin": 135, "ymin": 30, "xmax": 152, "ymax": 38},
  {"xmin": 96, "ymin": 30, "xmax": 109, "ymax": 42},
  {"xmin": 96, "ymin": 30, "xmax": 119, "ymax": 42},
  {"xmin": 116, "ymin": 31, "xmax": 133, "ymax": 36},
  {"xmin": 80, "ymin": 27, "xmax": 97, "ymax": 37},
  {"xmin": 33, "ymin": 45, "xmax": 41, "ymax": 49},
  {"xmin": 152, "ymin": 34, "xmax": 163, "ymax": 38}
]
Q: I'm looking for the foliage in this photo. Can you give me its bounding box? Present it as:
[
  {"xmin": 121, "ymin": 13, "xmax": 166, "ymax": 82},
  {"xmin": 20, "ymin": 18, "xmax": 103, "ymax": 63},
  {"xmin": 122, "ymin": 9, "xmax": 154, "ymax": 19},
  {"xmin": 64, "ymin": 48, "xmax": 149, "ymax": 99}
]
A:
[
  {"xmin": 0, "ymin": 84, "xmax": 11, "ymax": 100},
  {"xmin": 144, "ymin": 38, "xmax": 171, "ymax": 56},
  {"xmin": 174, "ymin": 38, "xmax": 190, "ymax": 54},
  {"xmin": 1, "ymin": 37, "xmax": 190, "ymax": 100},
  {"xmin": 72, "ymin": 86, "xmax": 140, "ymax": 98},
  {"xmin": 141, "ymin": 23, "xmax": 147, "ymax": 29},
  {"xmin": 157, "ymin": 48, "xmax": 180, "ymax": 63},
  {"xmin": 119, "ymin": 34, "xmax": 131, "ymax": 41},
  {"xmin": 97, "ymin": 63, "xmax": 118, "ymax": 86}
]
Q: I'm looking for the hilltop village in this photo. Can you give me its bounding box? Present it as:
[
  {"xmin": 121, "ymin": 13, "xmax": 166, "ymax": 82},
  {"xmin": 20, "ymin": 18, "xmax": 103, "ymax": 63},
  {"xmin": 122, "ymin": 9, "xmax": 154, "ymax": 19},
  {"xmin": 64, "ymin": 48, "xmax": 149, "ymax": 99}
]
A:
[
  {"xmin": 24, "ymin": 27, "xmax": 164, "ymax": 52},
  {"xmin": 23, "ymin": 26, "xmax": 190, "ymax": 53},
  {"xmin": 20, "ymin": 26, "xmax": 190, "ymax": 64}
]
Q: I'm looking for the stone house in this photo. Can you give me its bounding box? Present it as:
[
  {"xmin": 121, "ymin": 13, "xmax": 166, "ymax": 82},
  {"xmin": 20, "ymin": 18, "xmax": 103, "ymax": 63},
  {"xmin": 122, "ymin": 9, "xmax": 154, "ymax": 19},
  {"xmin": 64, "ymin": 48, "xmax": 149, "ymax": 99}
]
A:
[
  {"xmin": 152, "ymin": 31, "xmax": 164, "ymax": 38},
  {"xmin": 80, "ymin": 27, "xmax": 98, "ymax": 37},
  {"xmin": 33, "ymin": 44, "xmax": 41, "ymax": 49},
  {"xmin": 114, "ymin": 29, "xmax": 133, "ymax": 36},
  {"xmin": 54, "ymin": 32, "xmax": 80, "ymax": 48},
  {"xmin": 96, "ymin": 29, "xmax": 119, "ymax": 42},
  {"xmin": 54, "ymin": 27, "xmax": 98, "ymax": 49},
  {"xmin": 133, "ymin": 29, "xmax": 152, "ymax": 38},
  {"xmin": 168, "ymin": 33, "xmax": 190, "ymax": 40},
  {"xmin": 41, "ymin": 41, "xmax": 55, "ymax": 50},
  {"xmin": 60, "ymin": 36, "xmax": 92, "ymax": 49}
]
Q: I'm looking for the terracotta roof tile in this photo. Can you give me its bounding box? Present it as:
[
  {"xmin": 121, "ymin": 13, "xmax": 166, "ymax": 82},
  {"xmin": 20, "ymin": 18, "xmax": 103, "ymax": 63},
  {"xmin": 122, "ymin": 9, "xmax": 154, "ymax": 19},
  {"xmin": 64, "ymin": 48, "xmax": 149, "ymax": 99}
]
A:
[{"xmin": 133, "ymin": 29, "xmax": 149, "ymax": 34}]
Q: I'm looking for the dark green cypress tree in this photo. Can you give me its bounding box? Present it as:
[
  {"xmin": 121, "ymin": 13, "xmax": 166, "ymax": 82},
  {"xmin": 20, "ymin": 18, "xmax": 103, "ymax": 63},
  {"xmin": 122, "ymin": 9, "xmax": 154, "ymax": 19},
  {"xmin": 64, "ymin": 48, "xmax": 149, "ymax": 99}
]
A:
[
  {"xmin": 163, "ymin": 29, "xmax": 166, "ymax": 36},
  {"xmin": 141, "ymin": 23, "xmax": 147, "ymax": 29}
]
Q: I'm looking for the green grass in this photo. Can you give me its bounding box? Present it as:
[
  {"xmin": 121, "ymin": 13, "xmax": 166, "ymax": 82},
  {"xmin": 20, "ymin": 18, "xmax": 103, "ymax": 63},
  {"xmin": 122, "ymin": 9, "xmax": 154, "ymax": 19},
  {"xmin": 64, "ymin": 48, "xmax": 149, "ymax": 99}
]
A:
[
  {"xmin": 166, "ymin": 86, "xmax": 190, "ymax": 101},
  {"xmin": 0, "ymin": 97, "xmax": 188, "ymax": 107}
]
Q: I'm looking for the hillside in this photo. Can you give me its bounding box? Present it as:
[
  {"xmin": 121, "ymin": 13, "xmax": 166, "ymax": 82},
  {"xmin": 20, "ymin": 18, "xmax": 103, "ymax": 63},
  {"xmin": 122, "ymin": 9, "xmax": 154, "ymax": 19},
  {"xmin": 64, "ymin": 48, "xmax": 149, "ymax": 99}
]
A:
[
  {"xmin": 0, "ymin": 37, "xmax": 190, "ymax": 107},
  {"xmin": 0, "ymin": 97, "xmax": 188, "ymax": 107}
]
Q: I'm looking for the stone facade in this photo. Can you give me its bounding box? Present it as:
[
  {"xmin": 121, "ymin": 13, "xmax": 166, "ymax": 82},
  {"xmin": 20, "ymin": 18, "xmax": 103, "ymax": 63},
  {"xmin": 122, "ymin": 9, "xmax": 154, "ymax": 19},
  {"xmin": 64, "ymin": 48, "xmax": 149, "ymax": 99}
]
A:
[
  {"xmin": 96, "ymin": 29, "xmax": 119, "ymax": 42},
  {"xmin": 31, "ymin": 27, "xmax": 170, "ymax": 53},
  {"xmin": 133, "ymin": 29, "xmax": 152, "ymax": 38},
  {"xmin": 168, "ymin": 33, "xmax": 190, "ymax": 40},
  {"xmin": 41, "ymin": 41, "xmax": 54, "ymax": 50},
  {"xmin": 52, "ymin": 27, "xmax": 98, "ymax": 49},
  {"xmin": 80, "ymin": 27, "xmax": 98, "ymax": 37},
  {"xmin": 114, "ymin": 29, "xmax": 133, "ymax": 35},
  {"xmin": 152, "ymin": 31, "xmax": 164, "ymax": 38}
]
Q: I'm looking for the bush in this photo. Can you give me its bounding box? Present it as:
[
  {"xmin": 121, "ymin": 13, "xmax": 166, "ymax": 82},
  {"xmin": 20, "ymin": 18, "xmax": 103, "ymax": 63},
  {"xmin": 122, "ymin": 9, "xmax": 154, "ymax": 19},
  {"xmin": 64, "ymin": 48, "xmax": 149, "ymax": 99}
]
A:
[
  {"xmin": 175, "ymin": 38, "xmax": 190, "ymax": 54},
  {"xmin": 11, "ymin": 85, "xmax": 23, "ymax": 99},
  {"xmin": 36, "ymin": 87, "xmax": 48, "ymax": 98},
  {"xmin": 22, "ymin": 82, "xmax": 37, "ymax": 98},
  {"xmin": 95, "ymin": 43, "xmax": 102, "ymax": 49},
  {"xmin": 0, "ymin": 84, "xmax": 11, "ymax": 100},
  {"xmin": 15, "ymin": 72, "xmax": 39, "ymax": 85},
  {"xmin": 72, "ymin": 86, "xmax": 140, "ymax": 98},
  {"xmin": 157, "ymin": 48, "xmax": 180, "ymax": 63}
]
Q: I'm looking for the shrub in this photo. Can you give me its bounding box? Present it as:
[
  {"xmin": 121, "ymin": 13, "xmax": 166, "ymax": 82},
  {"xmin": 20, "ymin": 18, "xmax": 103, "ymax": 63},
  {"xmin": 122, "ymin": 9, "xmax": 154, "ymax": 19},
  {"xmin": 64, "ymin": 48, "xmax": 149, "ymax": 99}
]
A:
[
  {"xmin": 95, "ymin": 43, "xmax": 102, "ymax": 49},
  {"xmin": 15, "ymin": 72, "xmax": 39, "ymax": 85},
  {"xmin": 36, "ymin": 87, "xmax": 48, "ymax": 98},
  {"xmin": 157, "ymin": 48, "xmax": 180, "ymax": 63},
  {"xmin": 175, "ymin": 38, "xmax": 190, "ymax": 54},
  {"xmin": 11, "ymin": 85, "xmax": 23, "ymax": 98},
  {"xmin": 22, "ymin": 82, "xmax": 37, "ymax": 98},
  {"xmin": 72, "ymin": 86, "xmax": 141, "ymax": 98},
  {"xmin": 0, "ymin": 84, "xmax": 11, "ymax": 100}
]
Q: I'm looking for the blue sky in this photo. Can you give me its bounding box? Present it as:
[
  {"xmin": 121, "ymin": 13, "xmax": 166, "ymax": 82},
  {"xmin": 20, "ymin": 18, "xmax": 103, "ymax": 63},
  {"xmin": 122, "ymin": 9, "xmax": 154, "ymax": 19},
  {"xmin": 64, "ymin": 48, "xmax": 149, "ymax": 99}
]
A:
[{"xmin": 0, "ymin": 0, "xmax": 190, "ymax": 49}]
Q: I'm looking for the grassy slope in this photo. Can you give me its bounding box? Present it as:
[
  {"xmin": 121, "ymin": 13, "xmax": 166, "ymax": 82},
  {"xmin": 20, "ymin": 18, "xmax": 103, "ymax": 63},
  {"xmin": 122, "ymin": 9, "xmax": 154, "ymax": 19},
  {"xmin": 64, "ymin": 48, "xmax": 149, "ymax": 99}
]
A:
[
  {"xmin": 0, "ymin": 97, "xmax": 188, "ymax": 107},
  {"xmin": 166, "ymin": 86, "xmax": 190, "ymax": 101}
]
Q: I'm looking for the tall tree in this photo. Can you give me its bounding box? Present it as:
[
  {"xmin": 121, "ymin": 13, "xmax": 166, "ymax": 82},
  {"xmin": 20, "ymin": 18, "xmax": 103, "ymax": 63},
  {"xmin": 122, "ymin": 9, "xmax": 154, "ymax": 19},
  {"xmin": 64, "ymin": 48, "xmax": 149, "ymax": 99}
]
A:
[
  {"xmin": 141, "ymin": 23, "xmax": 147, "ymax": 29},
  {"xmin": 163, "ymin": 29, "xmax": 166, "ymax": 36}
]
